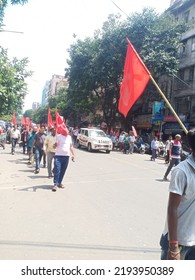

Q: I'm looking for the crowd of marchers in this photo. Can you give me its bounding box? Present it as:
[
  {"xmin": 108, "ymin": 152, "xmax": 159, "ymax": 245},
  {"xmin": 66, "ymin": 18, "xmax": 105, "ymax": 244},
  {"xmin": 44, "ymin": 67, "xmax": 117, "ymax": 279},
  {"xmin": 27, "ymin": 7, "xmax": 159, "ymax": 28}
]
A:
[
  {"xmin": 1, "ymin": 122, "xmax": 195, "ymax": 260},
  {"xmin": 0, "ymin": 123, "xmax": 75, "ymax": 192}
]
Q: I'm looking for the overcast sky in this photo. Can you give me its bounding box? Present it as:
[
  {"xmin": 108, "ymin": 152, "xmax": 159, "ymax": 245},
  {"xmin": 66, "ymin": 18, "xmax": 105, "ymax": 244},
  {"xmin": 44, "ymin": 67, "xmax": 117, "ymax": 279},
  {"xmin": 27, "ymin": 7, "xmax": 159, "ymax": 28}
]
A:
[{"xmin": 0, "ymin": 0, "xmax": 171, "ymax": 111}]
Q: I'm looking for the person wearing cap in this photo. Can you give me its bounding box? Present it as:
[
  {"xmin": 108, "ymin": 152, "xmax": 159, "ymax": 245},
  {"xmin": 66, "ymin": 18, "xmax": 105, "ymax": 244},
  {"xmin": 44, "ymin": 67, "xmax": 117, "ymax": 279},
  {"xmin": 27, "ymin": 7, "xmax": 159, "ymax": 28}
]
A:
[
  {"xmin": 163, "ymin": 134, "xmax": 182, "ymax": 181},
  {"xmin": 160, "ymin": 128, "xmax": 195, "ymax": 260}
]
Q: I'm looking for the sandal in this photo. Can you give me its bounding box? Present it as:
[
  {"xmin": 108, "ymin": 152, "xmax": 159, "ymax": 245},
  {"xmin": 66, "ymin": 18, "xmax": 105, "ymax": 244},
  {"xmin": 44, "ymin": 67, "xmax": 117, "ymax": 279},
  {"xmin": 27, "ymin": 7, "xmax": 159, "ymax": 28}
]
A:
[
  {"xmin": 58, "ymin": 184, "xmax": 64, "ymax": 188},
  {"xmin": 52, "ymin": 185, "xmax": 57, "ymax": 192}
]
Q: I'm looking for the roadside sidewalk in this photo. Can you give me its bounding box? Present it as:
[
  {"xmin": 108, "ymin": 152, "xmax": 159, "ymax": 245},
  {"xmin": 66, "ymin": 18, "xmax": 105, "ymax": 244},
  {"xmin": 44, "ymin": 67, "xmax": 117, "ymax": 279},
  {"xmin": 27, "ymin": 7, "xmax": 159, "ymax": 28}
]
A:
[{"xmin": 0, "ymin": 144, "xmax": 52, "ymax": 191}]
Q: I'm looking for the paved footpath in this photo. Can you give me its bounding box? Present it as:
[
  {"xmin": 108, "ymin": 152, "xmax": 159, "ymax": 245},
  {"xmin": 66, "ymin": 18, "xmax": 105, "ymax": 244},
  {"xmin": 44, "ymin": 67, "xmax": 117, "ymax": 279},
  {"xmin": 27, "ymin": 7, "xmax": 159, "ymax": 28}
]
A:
[{"xmin": 0, "ymin": 143, "xmax": 169, "ymax": 260}]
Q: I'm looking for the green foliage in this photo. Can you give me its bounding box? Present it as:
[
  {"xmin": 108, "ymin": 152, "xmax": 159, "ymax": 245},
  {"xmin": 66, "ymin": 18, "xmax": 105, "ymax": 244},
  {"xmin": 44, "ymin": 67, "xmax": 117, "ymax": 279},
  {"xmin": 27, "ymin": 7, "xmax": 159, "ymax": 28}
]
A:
[
  {"xmin": 28, "ymin": 87, "xmax": 69, "ymax": 124},
  {"xmin": 0, "ymin": 113, "xmax": 12, "ymax": 121},
  {"xmin": 0, "ymin": 47, "xmax": 32, "ymax": 116},
  {"xmin": 141, "ymin": 12, "xmax": 187, "ymax": 77},
  {"xmin": 0, "ymin": 0, "xmax": 28, "ymax": 23},
  {"xmin": 65, "ymin": 8, "xmax": 187, "ymax": 127},
  {"xmin": 23, "ymin": 109, "xmax": 33, "ymax": 119},
  {"xmin": 33, "ymin": 106, "xmax": 47, "ymax": 124}
]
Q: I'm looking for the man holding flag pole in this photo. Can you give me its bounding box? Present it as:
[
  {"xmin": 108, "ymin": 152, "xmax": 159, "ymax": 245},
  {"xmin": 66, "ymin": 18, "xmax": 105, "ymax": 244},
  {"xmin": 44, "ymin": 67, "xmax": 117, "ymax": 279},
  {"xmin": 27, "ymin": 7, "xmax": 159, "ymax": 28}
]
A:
[
  {"xmin": 119, "ymin": 39, "xmax": 195, "ymax": 260},
  {"xmin": 51, "ymin": 109, "xmax": 75, "ymax": 192}
]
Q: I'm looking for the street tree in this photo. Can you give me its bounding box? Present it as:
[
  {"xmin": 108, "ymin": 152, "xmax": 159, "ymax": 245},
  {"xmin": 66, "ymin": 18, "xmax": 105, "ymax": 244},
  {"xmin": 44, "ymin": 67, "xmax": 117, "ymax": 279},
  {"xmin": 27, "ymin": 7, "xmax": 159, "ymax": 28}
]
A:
[
  {"xmin": 66, "ymin": 8, "xmax": 187, "ymax": 128},
  {"xmin": 33, "ymin": 106, "xmax": 47, "ymax": 125},
  {"xmin": 0, "ymin": 0, "xmax": 28, "ymax": 23},
  {"xmin": 0, "ymin": 47, "xmax": 32, "ymax": 116},
  {"xmin": 65, "ymin": 37, "xmax": 101, "ymax": 126},
  {"xmin": 23, "ymin": 108, "xmax": 33, "ymax": 119}
]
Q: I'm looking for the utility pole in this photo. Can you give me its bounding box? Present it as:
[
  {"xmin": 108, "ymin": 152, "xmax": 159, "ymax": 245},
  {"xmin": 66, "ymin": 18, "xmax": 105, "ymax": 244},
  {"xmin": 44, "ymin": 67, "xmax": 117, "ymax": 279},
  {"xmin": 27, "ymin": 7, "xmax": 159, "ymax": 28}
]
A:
[{"xmin": 0, "ymin": 24, "xmax": 23, "ymax": 34}]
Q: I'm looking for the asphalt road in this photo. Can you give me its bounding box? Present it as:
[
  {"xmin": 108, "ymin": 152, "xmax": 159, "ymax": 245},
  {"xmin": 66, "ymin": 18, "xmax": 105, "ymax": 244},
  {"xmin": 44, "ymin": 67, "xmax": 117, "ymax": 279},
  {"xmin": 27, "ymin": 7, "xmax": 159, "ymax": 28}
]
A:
[{"xmin": 0, "ymin": 144, "xmax": 170, "ymax": 260}]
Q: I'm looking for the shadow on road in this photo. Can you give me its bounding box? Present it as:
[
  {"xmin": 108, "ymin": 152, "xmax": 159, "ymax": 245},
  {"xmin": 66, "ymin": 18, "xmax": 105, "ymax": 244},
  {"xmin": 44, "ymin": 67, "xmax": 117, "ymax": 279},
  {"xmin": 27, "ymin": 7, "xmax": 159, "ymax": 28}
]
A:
[
  {"xmin": 155, "ymin": 179, "xmax": 169, "ymax": 183},
  {"xmin": 18, "ymin": 169, "xmax": 34, "ymax": 173},
  {"xmin": 0, "ymin": 239, "xmax": 161, "ymax": 255},
  {"xmin": 18, "ymin": 184, "xmax": 52, "ymax": 192},
  {"xmin": 28, "ymin": 175, "xmax": 49, "ymax": 179}
]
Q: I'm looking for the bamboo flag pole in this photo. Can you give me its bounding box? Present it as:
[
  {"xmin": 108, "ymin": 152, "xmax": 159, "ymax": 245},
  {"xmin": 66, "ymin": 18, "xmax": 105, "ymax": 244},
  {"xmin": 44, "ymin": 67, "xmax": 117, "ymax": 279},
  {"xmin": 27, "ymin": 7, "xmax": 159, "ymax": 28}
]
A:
[
  {"xmin": 149, "ymin": 75, "xmax": 188, "ymax": 135},
  {"xmin": 126, "ymin": 38, "xmax": 188, "ymax": 135}
]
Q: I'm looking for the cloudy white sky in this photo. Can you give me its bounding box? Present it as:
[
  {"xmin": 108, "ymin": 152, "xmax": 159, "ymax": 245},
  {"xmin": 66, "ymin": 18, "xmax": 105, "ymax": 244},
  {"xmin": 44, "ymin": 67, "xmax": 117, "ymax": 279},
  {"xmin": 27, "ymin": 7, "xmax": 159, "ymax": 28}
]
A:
[{"xmin": 0, "ymin": 0, "xmax": 171, "ymax": 111}]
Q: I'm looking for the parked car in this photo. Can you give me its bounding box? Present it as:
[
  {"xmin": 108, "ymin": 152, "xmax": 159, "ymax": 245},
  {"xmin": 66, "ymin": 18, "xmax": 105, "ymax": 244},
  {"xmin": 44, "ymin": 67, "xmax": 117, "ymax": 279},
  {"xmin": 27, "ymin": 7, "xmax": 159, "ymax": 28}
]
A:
[{"xmin": 77, "ymin": 128, "xmax": 113, "ymax": 153}]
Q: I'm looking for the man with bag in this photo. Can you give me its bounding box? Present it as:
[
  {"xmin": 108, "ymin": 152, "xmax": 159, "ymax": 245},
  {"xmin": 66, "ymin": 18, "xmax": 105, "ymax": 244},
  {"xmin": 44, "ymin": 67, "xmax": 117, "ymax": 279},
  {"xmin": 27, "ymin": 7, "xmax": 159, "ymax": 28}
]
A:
[{"xmin": 160, "ymin": 128, "xmax": 195, "ymax": 260}]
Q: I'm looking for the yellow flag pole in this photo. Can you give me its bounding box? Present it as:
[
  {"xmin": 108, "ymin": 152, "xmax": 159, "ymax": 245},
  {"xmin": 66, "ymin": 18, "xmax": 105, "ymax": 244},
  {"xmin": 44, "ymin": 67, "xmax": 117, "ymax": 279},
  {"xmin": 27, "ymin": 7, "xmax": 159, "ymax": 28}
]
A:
[{"xmin": 149, "ymin": 75, "xmax": 188, "ymax": 135}]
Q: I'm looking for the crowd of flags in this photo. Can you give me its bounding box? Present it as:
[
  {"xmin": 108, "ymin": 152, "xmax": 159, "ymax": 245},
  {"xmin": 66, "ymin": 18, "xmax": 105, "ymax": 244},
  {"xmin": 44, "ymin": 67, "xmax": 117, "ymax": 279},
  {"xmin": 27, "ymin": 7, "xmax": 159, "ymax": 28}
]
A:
[
  {"xmin": 48, "ymin": 108, "xmax": 69, "ymax": 136},
  {"xmin": 11, "ymin": 108, "xmax": 69, "ymax": 136}
]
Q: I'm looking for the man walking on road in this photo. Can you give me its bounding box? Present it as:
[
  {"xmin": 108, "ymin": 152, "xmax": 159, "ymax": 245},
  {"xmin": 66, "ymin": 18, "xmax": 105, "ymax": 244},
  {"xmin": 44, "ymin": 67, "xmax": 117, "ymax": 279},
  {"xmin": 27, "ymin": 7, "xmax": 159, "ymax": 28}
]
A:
[
  {"xmin": 165, "ymin": 135, "xmax": 173, "ymax": 164},
  {"xmin": 44, "ymin": 127, "xmax": 56, "ymax": 178},
  {"xmin": 160, "ymin": 128, "xmax": 195, "ymax": 260},
  {"xmin": 52, "ymin": 130, "xmax": 75, "ymax": 192},
  {"xmin": 163, "ymin": 134, "xmax": 182, "ymax": 181},
  {"xmin": 129, "ymin": 130, "xmax": 136, "ymax": 154},
  {"xmin": 150, "ymin": 136, "xmax": 158, "ymax": 161},
  {"xmin": 10, "ymin": 125, "xmax": 20, "ymax": 155},
  {"xmin": 31, "ymin": 125, "xmax": 47, "ymax": 174}
]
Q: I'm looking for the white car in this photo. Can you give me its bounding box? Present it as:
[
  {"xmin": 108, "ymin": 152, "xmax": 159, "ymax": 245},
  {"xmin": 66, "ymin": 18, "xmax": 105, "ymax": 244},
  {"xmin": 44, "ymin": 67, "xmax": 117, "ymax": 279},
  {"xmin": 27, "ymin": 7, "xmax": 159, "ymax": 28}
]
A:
[{"xmin": 77, "ymin": 128, "xmax": 113, "ymax": 153}]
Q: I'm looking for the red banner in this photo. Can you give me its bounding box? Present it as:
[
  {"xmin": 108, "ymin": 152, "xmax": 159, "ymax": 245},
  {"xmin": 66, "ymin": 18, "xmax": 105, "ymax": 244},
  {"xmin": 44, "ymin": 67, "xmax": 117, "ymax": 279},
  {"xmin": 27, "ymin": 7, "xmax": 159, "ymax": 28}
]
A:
[{"xmin": 118, "ymin": 39, "xmax": 150, "ymax": 118}]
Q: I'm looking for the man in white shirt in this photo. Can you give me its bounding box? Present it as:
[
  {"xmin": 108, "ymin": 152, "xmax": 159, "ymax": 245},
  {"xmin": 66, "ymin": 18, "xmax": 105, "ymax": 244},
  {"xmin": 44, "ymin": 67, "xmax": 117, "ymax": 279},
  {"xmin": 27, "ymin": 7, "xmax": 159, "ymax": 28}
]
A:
[
  {"xmin": 165, "ymin": 135, "xmax": 173, "ymax": 164},
  {"xmin": 10, "ymin": 125, "xmax": 20, "ymax": 155},
  {"xmin": 118, "ymin": 131, "xmax": 125, "ymax": 151},
  {"xmin": 160, "ymin": 128, "xmax": 195, "ymax": 260},
  {"xmin": 72, "ymin": 126, "xmax": 79, "ymax": 146},
  {"xmin": 150, "ymin": 136, "xmax": 159, "ymax": 161},
  {"xmin": 52, "ymin": 130, "xmax": 75, "ymax": 192},
  {"xmin": 129, "ymin": 130, "xmax": 136, "ymax": 154}
]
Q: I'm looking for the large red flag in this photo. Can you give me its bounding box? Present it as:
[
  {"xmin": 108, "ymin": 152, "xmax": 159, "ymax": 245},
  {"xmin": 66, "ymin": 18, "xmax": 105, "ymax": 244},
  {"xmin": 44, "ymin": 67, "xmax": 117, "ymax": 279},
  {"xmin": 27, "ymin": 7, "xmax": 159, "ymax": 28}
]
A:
[
  {"xmin": 48, "ymin": 107, "xmax": 54, "ymax": 128},
  {"xmin": 11, "ymin": 112, "xmax": 17, "ymax": 124},
  {"xmin": 118, "ymin": 40, "xmax": 150, "ymax": 117},
  {"xmin": 55, "ymin": 109, "xmax": 69, "ymax": 136}
]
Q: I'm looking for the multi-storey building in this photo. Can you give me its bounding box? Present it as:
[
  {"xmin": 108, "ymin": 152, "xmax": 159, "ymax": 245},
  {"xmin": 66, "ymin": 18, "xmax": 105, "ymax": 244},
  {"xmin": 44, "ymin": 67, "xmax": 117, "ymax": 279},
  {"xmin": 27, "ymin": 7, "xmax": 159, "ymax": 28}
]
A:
[
  {"xmin": 47, "ymin": 74, "xmax": 69, "ymax": 100},
  {"xmin": 167, "ymin": 0, "xmax": 195, "ymax": 131},
  {"xmin": 41, "ymin": 81, "xmax": 50, "ymax": 106},
  {"xmin": 32, "ymin": 102, "xmax": 40, "ymax": 111},
  {"xmin": 135, "ymin": 0, "xmax": 195, "ymax": 136}
]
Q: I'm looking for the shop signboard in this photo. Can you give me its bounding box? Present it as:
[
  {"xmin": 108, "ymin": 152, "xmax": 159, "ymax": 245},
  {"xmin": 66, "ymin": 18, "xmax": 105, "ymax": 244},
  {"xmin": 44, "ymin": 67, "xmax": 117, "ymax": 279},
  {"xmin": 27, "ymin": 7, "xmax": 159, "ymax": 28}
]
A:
[{"xmin": 153, "ymin": 101, "xmax": 165, "ymax": 121}]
